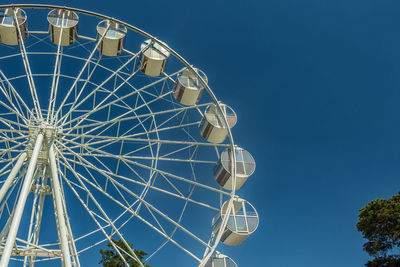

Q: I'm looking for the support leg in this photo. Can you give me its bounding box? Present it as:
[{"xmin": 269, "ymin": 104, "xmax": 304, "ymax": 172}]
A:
[
  {"xmin": 0, "ymin": 152, "xmax": 27, "ymax": 204},
  {"xmin": 49, "ymin": 144, "xmax": 72, "ymax": 267},
  {"xmin": 0, "ymin": 134, "xmax": 43, "ymax": 267}
]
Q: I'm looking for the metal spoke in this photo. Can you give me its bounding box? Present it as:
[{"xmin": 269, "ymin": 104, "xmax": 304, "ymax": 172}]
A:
[
  {"xmin": 61, "ymin": 102, "xmax": 207, "ymax": 135},
  {"xmin": 56, "ymin": 140, "xmax": 221, "ymax": 210},
  {"xmin": 52, "ymin": 22, "xmax": 111, "ymax": 123},
  {"xmin": 0, "ymin": 77, "xmax": 29, "ymax": 124},
  {"xmin": 47, "ymin": 12, "xmax": 65, "ymax": 123},
  {"xmin": 58, "ymin": 47, "xmax": 150, "ymax": 128},
  {"xmin": 62, "ymin": 133, "xmax": 229, "ymax": 147},
  {"xmin": 56, "ymin": 148, "xmax": 146, "ymax": 267},
  {"xmin": 13, "ymin": 8, "xmax": 42, "ymax": 119},
  {"xmin": 57, "ymin": 147, "xmax": 207, "ymax": 262}
]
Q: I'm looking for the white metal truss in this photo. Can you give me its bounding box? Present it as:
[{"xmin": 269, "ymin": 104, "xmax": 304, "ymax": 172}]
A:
[{"xmin": 0, "ymin": 4, "xmax": 243, "ymax": 267}]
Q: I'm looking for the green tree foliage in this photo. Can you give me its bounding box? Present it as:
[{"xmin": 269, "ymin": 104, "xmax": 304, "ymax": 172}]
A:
[
  {"xmin": 364, "ymin": 256, "xmax": 400, "ymax": 267},
  {"xmin": 99, "ymin": 238, "xmax": 152, "ymax": 267},
  {"xmin": 356, "ymin": 192, "xmax": 400, "ymax": 266}
]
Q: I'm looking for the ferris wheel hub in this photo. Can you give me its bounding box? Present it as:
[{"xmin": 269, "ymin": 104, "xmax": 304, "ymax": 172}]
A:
[
  {"xmin": 27, "ymin": 120, "xmax": 62, "ymax": 164},
  {"xmin": 28, "ymin": 120, "xmax": 61, "ymax": 139}
]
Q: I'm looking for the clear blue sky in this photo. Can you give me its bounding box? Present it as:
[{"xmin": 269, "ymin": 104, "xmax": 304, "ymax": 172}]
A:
[{"xmin": 4, "ymin": 0, "xmax": 400, "ymax": 266}]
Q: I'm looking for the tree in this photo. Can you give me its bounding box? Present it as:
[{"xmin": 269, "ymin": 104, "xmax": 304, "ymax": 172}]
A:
[
  {"xmin": 99, "ymin": 238, "xmax": 152, "ymax": 267},
  {"xmin": 356, "ymin": 192, "xmax": 400, "ymax": 266}
]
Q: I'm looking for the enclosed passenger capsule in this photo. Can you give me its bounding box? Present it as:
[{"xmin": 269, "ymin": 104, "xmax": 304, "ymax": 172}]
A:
[
  {"xmin": 0, "ymin": 8, "xmax": 28, "ymax": 45},
  {"xmin": 214, "ymin": 147, "xmax": 255, "ymax": 190},
  {"xmin": 202, "ymin": 253, "xmax": 238, "ymax": 267},
  {"xmin": 173, "ymin": 68, "xmax": 207, "ymax": 106},
  {"xmin": 199, "ymin": 103, "xmax": 236, "ymax": 143},
  {"xmin": 212, "ymin": 197, "xmax": 258, "ymax": 246},
  {"xmin": 140, "ymin": 39, "xmax": 170, "ymax": 77},
  {"xmin": 97, "ymin": 20, "xmax": 127, "ymax": 56},
  {"xmin": 47, "ymin": 9, "xmax": 78, "ymax": 46}
]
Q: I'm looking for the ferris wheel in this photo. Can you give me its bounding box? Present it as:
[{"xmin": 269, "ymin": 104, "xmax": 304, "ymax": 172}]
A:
[{"xmin": 0, "ymin": 4, "xmax": 259, "ymax": 266}]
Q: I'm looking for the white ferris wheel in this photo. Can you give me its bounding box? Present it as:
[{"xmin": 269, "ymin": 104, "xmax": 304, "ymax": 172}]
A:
[{"xmin": 0, "ymin": 4, "xmax": 259, "ymax": 267}]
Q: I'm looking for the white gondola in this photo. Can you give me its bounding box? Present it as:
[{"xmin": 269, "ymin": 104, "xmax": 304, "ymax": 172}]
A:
[
  {"xmin": 47, "ymin": 9, "xmax": 78, "ymax": 46},
  {"xmin": 140, "ymin": 39, "xmax": 170, "ymax": 77},
  {"xmin": 97, "ymin": 20, "xmax": 127, "ymax": 56},
  {"xmin": 214, "ymin": 147, "xmax": 255, "ymax": 190},
  {"xmin": 212, "ymin": 197, "xmax": 258, "ymax": 246},
  {"xmin": 202, "ymin": 253, "xmax": 238, "ymax": 267},
  {"xmin": 173, "ymin": 68, "xmax": 207, "ymax": 105},
  {"xmin": 199, "ymin": 103, "xmax": 236, "ymax": 143},
  {"xmin": 0, "ymin": 8, "xmax": 28, "ymax": 45}
]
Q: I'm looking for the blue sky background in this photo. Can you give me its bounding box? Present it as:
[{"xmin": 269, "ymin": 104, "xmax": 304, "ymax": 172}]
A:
[{"xmin": 3, "ymin": 0, "xmax": 400, "ymax": 266}]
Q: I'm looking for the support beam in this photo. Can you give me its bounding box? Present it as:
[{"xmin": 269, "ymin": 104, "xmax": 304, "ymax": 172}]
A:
[
  {"xmin": 0, "ymin": 133, "xmax": 43, "ymax": 267},
  {"xmin": 0, "ymin": 152, "xmax": 26, "ymax": 204},
  {"xmin": 24, "ymin": 172, "xmax": 48, "ymax": 267},
  {"xmin": 49, "ymin": 144, "xmax": 72, "ymax": 267},
  {"xmin": 0, "ymin": 248, "xmax": 61, "ymax": 258}
]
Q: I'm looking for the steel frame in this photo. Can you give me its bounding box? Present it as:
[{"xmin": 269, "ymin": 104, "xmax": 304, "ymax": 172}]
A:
[{"xmin": 0, "ymin": 4, "xmax": 242, "ymax": 267}]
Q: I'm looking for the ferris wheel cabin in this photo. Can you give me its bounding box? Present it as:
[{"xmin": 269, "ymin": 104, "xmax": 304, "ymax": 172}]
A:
[
  {"xmin": 0, "ymin": 8, "xmax": 28, "ymax": 45},
  {"xmin": 97, "ymin": 20, "xmax": 127, "ymax": 56},
  {"xmin": 212, "ymin": 197, "xmax": 259, "ymax": 246},
  {"xmin": 199, "ymin": 103, "xmax": 237, "ymax": 143},
  {"xmin": 214, "ymin": 147, "xmax": 255, "ymax": 190},
  {"xmin": 173, "ymin": 68, "xmax": 207, "ymax": 106},
  {"xmin": 202, "ymin": 253, "xmax": 238, "ymax": 267},
  {"xmin": 47, "ymin": 9, "xmax": 79, "ymax": 46},
  {"xmin": 140, "ymin": 39, "xmax": 170, "ymax": 77}
]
